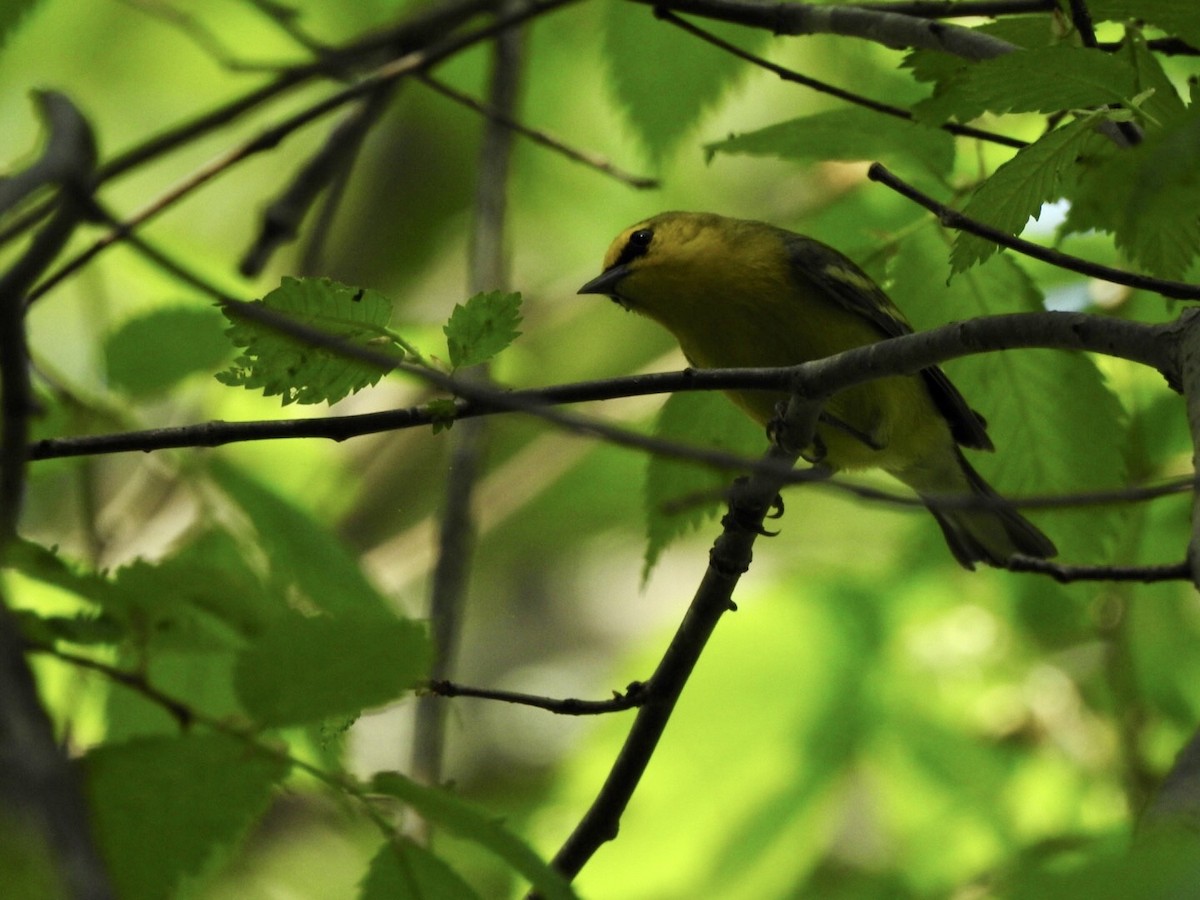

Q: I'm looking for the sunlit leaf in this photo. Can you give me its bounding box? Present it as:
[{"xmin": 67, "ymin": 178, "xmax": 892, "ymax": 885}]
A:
[
  {"xmin": 443, "ymin": 290, "xmax": 522, "ymax": 370},
  {"xmin": 217, "ymin": 276, "xmax": 399, "ymax": 405}
]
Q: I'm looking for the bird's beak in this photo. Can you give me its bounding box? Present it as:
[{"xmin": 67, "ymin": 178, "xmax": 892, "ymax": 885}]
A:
[{"xmin": 578, "ymin": 264, "xmax": 630, "ymax": 297}]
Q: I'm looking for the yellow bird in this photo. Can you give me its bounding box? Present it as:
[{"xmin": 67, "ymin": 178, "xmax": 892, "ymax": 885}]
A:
[{"xmin": 579, "ymin": 211, "xmax": 1055, "ymax": 569}]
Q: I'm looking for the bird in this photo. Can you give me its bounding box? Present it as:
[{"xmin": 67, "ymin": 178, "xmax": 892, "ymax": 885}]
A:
[{"xmin": 578, "ymin": 211, "xmax": 1056, "ymax": 569}]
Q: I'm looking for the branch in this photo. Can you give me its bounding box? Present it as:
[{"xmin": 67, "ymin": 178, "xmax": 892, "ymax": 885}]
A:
[
  {"xmin": 1007, "ymin": 557, "xmax": 1191, "ymax": 583},
  {"xmin": 28, "ymin": 310, "xmax": 1174, "ymax": 459},
  {"xmin": 853, "ymin": 0, "xmax": 1056, "ymax": 15},
  {"xmin": 26, "ymin": 643, "xmax": 399, "ymax": 835},
  {"xmin": 0, "ymin": 0, "xmax": 494, "ymax": 249},
  {"xmin": 544, "ymin": 394, "xmax": 816, "ymax": 888},
  {"xmin": 868, "ymin": 163, "xmax": 1200, "ymax": 302},
  {"xmin": 639, "ymin": 0, "xmax": 1021, "ymax": 59},
  {"xmin": 427, "ymin": 679, "xmax": 646, "ymax": 715},
  {"xmin": 240, "ymin": 87, "xmax": 395, "ymax": 276},
  {"xmin": 1176, "ymin": 313, "xmax": 1200, "ymax": 588},
  {"xmin": 27, "ymin": 0, "xmax": 583, "ymax": 304},
  {"xmin": 657, "ymin": 9, "xmax": 1028, "ymax": 150},
  {"xmin": 420, "ymin": 75, "xmax": 659, "ymax": 187},
  {"xmin": 0, "ymin": 92, "xmax": 113, "ymax": 900}
]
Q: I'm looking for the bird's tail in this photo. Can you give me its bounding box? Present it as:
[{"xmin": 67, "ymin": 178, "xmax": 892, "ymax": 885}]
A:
[{"xmin": 908, "ymin": 449, "xmax": 1057, "ymax": 570}]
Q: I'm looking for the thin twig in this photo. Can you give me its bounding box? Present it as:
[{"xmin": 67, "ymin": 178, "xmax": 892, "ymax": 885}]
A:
[
  {"xmin": 1008, "ymin": 557, "xmax": 1191, "ymax": 583},
  {"xmin": 427, "ymin": 679, "xmax": 646, "ymax": 715},
  {"xmin": 419, "ymin": 75, "xmax": 659, "ymax": 187},
  {"xmin": 657, "ymin": 9, "xmax": 1028, "ymax": 150}
]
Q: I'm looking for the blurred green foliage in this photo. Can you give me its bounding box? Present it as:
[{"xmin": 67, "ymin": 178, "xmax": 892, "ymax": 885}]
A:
[{"xmin": 2, "ymin": 1, "xmax": 1200, "ymax": 898}]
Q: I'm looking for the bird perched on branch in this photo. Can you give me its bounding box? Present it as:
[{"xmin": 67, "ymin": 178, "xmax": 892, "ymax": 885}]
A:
[{"xmin": 579, "ymin": 211, "xmax": 1056, "ymax": 569}]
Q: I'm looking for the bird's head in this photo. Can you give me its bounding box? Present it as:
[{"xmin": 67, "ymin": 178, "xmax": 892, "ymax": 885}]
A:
[{"xmin": 578, "ymin": 212, "xmax": 736, "ymax": 319}]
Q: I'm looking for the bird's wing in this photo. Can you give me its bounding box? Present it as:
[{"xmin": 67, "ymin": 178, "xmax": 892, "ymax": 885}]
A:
[{"xmin": 785, "ymin": 235, "xmax": 993, "ymax": 451}]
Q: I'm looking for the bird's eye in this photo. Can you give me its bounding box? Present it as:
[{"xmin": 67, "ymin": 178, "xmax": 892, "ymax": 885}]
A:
[{"xmin": 629, "ymin": 228, "xmax": 653, "ymax": 248}]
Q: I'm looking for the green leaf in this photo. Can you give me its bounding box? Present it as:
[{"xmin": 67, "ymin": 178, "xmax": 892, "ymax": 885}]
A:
[
  {"xmin": 105, "ymin": 305, "xmax": 232, "ymax": 397},
  {"xmin": 914, "ymin": 46, "xmax": 1138, "ymax": 123},
  {"xmin": 83, "ymin": 733, "xmax": 287, "ymax": 900},
  {"xmin": 1063, "ymin": 106, "xmax": 1200, "ymax": 278},
  {"xmin": 705, "ymin": 107, "xmax": 955, "ymax": 177},
  {"xmin": 235, "ymin": 609, "xmax": 429, "ymax": 726},
  {"xmin": 643, "ymin": 391, "xmax": 764, "ymax": 579},
  {"xmin": 216, "ymin": 276, "xmax": 399, "ymax": 405},
  {"xmin": 360, "ymin": 839, "xmax": 482, "ymax": 900},
  {"xmin": 5, "ymin": 538, "xmax": 110, "ymax": 601},
  {"xmin": 209, "ymin": 459, "xmax": 391, "ymax": 616},
  {"xmin": 370, "ymin": 773, "xmax": 577, "ymax": 900},
  {"xmin": 103, "ymin": 529, "xmax": 277, "ymax": 652},
  {"xmin": 604, "ymin": 3, "xmax": 764, "ymax": 163},
  {"xmin": 443, "ymin": 291, "xmax": 522, "ymax": 370},
  {"xmin": 425, "ymin": 397, "xmax": 459, "ymax": 433},
  {"xmin": 951, "ymin": 119, "xmax": 1105, "ymax": 271}
]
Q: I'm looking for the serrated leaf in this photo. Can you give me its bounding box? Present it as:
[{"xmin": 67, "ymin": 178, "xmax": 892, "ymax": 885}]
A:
[
  {"xmin": 1063, "ymin": 106, "xmax": 1200, "ymax": 278},
  {"xmin": 83, "ymin": 733, "xmax": 286, "ymax": 900},
  {"xmin": 443, "ymin": 291, "xmax": 522, "ymax": 370},
  {"xmin": 706, "ymin": 107, "xmax": 955, "ymax": 177},
  {"xmin": 604, "ymin": 3, "xmax": 764, "ymax": 163},
  {"xmin": 370, "ymin": 773, "xmax": 576, "ymax": 900},
  {"xmin": 235, "ymin": 609, "xmax": 429, "ymax": 726},
  {"xmin": 915, "ymin": 46, "xmax": 1137, "ymax": 123},
  {"xmin": 1118, "ymin": 31, "xmax": 1187, "ymax": 127},
  {"xmin": 217, "ymin": 276, "xmax": 399, "ymax": 405},
  {"xmin": 644, "ymin": 392, "xmax": 764, "ymax": 579},
  {"xmin": 360, "ymin": 839, "xmax": 481, "ymax": 900},
  {"xmin": 105, "ymin": 306, "xmax": 232, "ymax": 397},
  {"xmin": 951, "ymin": 119, "xmax": 1104, "ymax": 271},
  {"xmin": 890, "ymin": 230, "xmax": 1126, "ymax": 565}
]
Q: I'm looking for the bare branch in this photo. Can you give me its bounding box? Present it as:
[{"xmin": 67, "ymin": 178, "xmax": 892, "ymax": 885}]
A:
[
  {"xmin": 544, "ymin": 392, "xmax": 815, "ymax": 887},
  {"xmin": 427, "ymin": 679, "xmax": 646, "ymax": 715},
  {"xmin": 1008, "ymin": 557, "xmax": 1191, "ymax": 583}
]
